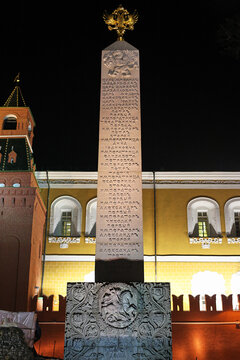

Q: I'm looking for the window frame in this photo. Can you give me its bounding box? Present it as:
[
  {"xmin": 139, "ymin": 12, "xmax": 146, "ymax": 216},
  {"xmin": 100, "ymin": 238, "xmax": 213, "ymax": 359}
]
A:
[
  {"xmin": 224, "ymin": 197, "xmax": 240, "ymax": 237},
  {"xmin": 61, "ymin": 210, "xmax": 72, "ymax": 237},
  {"xmin": 3, "ymin": 114, "xmax": 17, "ymax": 130},
  {"xmin": 85, "ymin": 197, "xmax": 97, "ymax": 237},
  {"xmin": 49, "ymin": 196, "xmax": 82, "ymax": 237},
  {"xmin": 187, "ymin": 197, "xmax": 221, "ymax": 237},
  {"xmin": 197, "ymin": 211, "xmax": 210, "ymax": 237}
]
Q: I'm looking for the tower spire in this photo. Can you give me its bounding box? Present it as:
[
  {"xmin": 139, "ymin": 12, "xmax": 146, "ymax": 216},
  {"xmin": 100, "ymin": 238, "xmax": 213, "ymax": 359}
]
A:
[
  {"xmin": 4, "ymin": 73, "xmax": 27, "ymax": 107},
  {"xmin": 14, "ymin": 72, "xmax": 20, "ymax": 84}
]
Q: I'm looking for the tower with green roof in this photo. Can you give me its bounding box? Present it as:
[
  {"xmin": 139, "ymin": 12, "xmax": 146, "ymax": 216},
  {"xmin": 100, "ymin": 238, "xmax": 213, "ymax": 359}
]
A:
[
  {"xmin": 0, "ymin": 73, "xmax": 35, "ymax": 172},
  {"xmin": 0, "ymin": 75, "xmax": 46, "ymax": 312}
]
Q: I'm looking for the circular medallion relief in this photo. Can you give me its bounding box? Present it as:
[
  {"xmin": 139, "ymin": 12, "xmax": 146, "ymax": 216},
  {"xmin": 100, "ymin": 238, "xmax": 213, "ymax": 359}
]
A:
[{"xmin": 99, "ymin": 283, "xmax": 138, "ymax": 328}]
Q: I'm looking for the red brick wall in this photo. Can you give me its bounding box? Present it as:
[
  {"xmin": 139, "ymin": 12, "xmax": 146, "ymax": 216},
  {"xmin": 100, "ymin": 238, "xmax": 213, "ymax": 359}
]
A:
[
  {"xmin": 32, "ymin": 295, "xmax": 240, "ymax": 360},
  {"xmin": 0, "ymin": 172, "xmax": 46, "ymax": 311}
]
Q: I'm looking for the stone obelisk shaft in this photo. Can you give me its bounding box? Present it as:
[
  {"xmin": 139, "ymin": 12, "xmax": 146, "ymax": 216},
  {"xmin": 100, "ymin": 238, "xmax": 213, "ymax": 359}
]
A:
[{"xmin": 95, "ymin": 40, "xmax": 144, "ymax": 282}]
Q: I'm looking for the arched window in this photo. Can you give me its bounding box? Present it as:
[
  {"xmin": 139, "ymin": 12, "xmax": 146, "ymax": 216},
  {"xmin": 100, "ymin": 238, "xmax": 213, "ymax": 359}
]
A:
[
  {"xmin": 3, "ymin": 114, "xmax": 17, "ymax": 130},
  {"xmin": 49, "ymin": 196, "xmax": 82, "ymax": 237},
  {"xmin": 224, "ymin": 197, "xmax": 240, "ymax": 237},
  {"xmin": 191, "ymin": 271, "xmax": 225, "ymax": 311},
  {"xmin": 85, "ymin": 197, "xmax": 97, "ymax": 237},
  {"xmin": 187, "ymin": 197, "xmax": 221, "ymax": 237}
]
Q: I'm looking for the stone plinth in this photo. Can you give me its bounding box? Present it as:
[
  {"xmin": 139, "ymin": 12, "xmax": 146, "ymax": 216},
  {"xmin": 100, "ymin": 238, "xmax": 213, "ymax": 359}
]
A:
[
  {"xmin": 95, "ymin": 40, "xmax": 144, "ymax": 282},
  {"xmin": 64, "ymin": 282, "xmax": 172, "ymax": 360}
]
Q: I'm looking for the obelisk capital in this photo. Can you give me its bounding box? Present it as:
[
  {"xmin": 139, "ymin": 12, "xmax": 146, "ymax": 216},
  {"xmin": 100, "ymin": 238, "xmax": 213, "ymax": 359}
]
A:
[{"xmin": 103, "ymin": 5, "xmax": 138, "ymax": 41}]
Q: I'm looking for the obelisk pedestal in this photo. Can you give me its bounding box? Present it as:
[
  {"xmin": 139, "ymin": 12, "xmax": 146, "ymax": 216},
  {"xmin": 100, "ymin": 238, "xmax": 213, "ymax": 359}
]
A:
[{"xmin": 64, "ymin": 281, "xmax": 172, "ymax": 360}]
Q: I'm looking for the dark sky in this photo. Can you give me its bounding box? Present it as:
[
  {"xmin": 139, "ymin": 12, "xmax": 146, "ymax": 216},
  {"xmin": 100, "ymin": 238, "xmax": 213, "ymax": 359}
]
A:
[{"xmin": 1, "ymin": 0, "xmax": 240, "ymax": 171}]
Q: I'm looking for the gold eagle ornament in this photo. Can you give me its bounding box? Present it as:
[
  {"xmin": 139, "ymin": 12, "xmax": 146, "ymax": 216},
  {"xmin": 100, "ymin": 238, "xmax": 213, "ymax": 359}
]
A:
[{"xmin": 103, "ymin": 5, "xmax": 138, "ymax": 41}]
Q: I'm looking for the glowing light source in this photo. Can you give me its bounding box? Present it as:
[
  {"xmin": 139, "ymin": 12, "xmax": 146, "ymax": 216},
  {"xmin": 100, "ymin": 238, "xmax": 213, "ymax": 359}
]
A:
[
  {"xmin": 36, "ymin": 297, "xmax": 43, "ymax": 312},
  {"xmin": 191, "ymin": 271, "xmax": 225, "ymax": 310},
  {"xmin": 231, "ymin": 272, "xmax": 240, "ymax": 310},
  {"xmin": 84, "ymin": 271, "xmax": 95, "ymax": 282}
]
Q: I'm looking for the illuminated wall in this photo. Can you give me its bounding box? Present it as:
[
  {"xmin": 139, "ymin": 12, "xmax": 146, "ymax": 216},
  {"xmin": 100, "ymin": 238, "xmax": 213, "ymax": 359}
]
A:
[{"xmin": 36, "ymin": 171, "xmax": 240, "ymax": 306}]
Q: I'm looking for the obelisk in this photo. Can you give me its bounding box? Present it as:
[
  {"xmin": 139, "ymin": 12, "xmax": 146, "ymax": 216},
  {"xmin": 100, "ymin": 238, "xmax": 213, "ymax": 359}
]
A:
[
  {"xmin": 64, "ymin": 7, "xmax": 172, "ymax": 359},
  {"xmin": 95, "ymin": 6, "xmax": 143, "ymax": 282}
]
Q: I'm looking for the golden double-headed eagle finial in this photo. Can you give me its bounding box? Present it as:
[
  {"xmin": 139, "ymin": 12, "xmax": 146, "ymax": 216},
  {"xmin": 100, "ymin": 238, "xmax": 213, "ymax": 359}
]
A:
[{"xmin": 103, "ymin": 5, "xmax": 138, "ymax": 41}]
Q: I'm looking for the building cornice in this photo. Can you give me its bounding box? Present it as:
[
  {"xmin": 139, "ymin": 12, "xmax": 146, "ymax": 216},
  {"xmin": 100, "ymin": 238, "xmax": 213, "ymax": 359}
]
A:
[
  {"xmin": 35, "ymin": 171, "xmax": 240, "ymax": 189},
  {"xmin": 44, "ymin": 254, "xmax": 240, "ymax": 262}
]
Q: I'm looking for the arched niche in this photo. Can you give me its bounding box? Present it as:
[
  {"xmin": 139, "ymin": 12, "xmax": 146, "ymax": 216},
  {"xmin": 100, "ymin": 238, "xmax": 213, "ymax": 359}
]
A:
[
  {"xmin": 224, "ymin": 197, "xmax": 240, "ymax": 237},
  {"xmin": 85, "ymin": 197, "xmax": 97, "ymax": 237},
  {"xmin": 49, "ymin": 196, "xmax": 82, "ymax": 237},
  {"xmin": 3, "ymin": 114, "xmax": 17, "ymax": 130},
  {"xmin": 187, "ymin": 197, "xmax": 221, "ymax": 237}
]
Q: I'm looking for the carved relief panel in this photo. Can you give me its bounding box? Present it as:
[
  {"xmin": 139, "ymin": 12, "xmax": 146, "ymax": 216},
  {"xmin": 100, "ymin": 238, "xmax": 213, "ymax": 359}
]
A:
[{"xmin": 64, "ymin": 282, "xmax": 172, "ymax": 360}]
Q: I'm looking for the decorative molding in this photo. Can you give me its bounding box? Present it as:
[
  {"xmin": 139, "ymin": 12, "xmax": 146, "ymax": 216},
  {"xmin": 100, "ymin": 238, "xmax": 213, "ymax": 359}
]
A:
[
  {"xmin": 228, "ymin": 238, "xmax": 240, "ymax": 245},
  {"xmin": 43, "ymin": 254, "xmax": 240, "ymax": 263},
  {"xmin": 48, "ymin": 236, "xmax": 80, "ymax": 248},
  {"xmin": 35, "ymin": 171, "xmax": 240, "ymax": 189},
  {"xmin": 0, "ymin": 135, "xmax": 33, "ymax": 153},
  {"xmin": 48, "ymin": 236, "xmax": 80, "ymax": 244},
  {"xmin": 85, "ymin": 237, "xmax": 96, "ymax": 244},
  {"xmin": 189, "ymin": 237, "xmax": 222, "ymax": 249}
]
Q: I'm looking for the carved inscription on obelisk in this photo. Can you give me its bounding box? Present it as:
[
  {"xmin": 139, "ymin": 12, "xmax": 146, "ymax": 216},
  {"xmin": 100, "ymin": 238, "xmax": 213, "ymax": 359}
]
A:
[{"xmin": 95, "ymin": 41, "xmax": 144, "ymax": 282}]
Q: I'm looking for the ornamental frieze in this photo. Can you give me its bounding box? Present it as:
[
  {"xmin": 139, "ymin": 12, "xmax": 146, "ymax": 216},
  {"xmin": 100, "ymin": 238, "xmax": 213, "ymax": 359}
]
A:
[{"xmin": 189, "ymin": 237, "xmax": 222, "ymax": 249}]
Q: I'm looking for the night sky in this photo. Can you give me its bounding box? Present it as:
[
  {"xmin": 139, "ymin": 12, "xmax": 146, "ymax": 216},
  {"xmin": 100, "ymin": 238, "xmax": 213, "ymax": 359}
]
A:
[{"xmin": 1, "ymin": 0, "xmax": 240, "ymax": 171}]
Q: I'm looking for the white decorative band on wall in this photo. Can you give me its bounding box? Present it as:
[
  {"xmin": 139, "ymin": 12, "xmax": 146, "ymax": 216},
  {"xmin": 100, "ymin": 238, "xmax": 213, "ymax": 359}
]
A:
[
  {"xmin": 44, "ymin": 255, "xmax": 95, "ymax": 262},
  {"xmin": 228, "ymin": 238, "xmax": 240, "ymax": 244},
  {"xmin": 43, "ymin": 254, "xmax": 240, "ymax": 262},
  {"xmin": 189, "ymin": 237, "xmax": 222, "ymax": 249},
  {"xmin": 35, "ymin": 171, "xmax": 240, "ymax": 189},
  {"xmin": 85, "ymin": 237, "xmax": 96, "ymax": 244},
  {"xmin": 48, "ymin": 237, "xmax": 81, "ymax": 244}
]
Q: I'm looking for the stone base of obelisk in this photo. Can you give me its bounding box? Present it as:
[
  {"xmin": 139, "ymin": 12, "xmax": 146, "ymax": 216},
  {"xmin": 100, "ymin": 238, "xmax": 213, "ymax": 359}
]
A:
[{"xmin": 64, "ymin": 282, "xmax": 172, "ymax": 360}]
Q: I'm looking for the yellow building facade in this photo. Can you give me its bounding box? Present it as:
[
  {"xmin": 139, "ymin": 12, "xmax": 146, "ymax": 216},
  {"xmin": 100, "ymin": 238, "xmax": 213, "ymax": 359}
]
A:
[{"xmin": 36, "ymin": 171, "xmax": 240, "ymax": 310}]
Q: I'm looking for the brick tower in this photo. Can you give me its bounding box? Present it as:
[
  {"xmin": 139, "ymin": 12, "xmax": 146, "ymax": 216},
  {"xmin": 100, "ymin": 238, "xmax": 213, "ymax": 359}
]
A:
[{"xmin": 0, "ymin": 75, "xmax": 46, "ymax": 311}]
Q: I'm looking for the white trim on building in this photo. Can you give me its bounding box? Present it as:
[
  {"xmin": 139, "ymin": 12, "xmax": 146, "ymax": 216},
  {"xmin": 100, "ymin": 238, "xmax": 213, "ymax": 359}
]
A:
[
  {"xmin": 43, "ymin": 254, "xmax": 240, "ymax": 262},
  {"xmin": 35, "ymin": 171, "xmax": 240, "ymax": 189}
]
